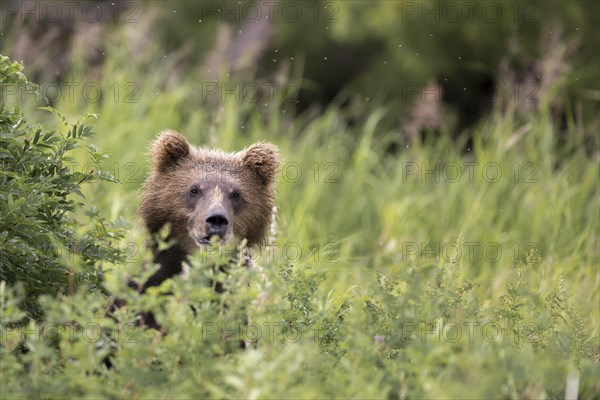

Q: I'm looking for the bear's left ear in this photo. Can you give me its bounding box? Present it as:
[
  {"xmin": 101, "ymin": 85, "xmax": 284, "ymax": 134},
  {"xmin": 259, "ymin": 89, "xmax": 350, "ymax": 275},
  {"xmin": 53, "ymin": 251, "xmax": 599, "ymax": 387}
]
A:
[
  {"xmin": 242, "ymin": 142, "xmax": 280, "ymax": 185},
  {"xmin": 151, "ymin": 130, "xmax": 190, "ymax": 172}
]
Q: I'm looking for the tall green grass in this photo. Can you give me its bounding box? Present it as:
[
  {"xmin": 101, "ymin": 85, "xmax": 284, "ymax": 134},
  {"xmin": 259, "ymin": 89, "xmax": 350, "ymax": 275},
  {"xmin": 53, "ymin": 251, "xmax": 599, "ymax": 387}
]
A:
[
  {"xmin": 47, "ymin": 43, "xmax": 597, "ymax": 301},
  {"xmin": 16, "ymin": 26, "xmax": 599, "ymax": 338},
  {"xmin": 1, "ymin": 25, "xmax": 598, "ymax": 397}
]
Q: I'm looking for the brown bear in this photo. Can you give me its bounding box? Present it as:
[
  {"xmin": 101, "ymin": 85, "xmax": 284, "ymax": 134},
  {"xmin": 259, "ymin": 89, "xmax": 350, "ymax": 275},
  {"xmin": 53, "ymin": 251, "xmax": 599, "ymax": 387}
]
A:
[{"xmin": 138, "ymin": 130, "xmax": 280, "ymax": 292}]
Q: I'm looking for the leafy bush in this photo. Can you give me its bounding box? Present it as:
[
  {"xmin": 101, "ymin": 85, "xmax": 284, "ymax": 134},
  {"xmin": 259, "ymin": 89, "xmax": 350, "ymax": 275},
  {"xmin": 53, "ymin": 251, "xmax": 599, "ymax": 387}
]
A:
[
  {"xmin": 0, "ymin": 55, "xmax": 125, "ymax": 318},
  {"xmin": 1, "ymin": 239, "xmax": 598, "ymax": 398}
]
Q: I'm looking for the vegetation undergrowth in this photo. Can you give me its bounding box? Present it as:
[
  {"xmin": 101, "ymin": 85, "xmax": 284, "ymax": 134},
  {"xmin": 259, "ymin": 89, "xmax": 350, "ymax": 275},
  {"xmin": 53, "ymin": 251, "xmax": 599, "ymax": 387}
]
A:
[{"xmin": 1, "ymin": 41, "xmax": 598, "ymax": 399}]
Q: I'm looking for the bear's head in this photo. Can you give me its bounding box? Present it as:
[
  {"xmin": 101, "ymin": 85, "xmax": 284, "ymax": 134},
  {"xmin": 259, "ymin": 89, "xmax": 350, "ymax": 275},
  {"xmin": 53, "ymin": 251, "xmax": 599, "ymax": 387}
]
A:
[{"xmin": 139, "ymin": 130, "xmax": 280, "ymax": 254}]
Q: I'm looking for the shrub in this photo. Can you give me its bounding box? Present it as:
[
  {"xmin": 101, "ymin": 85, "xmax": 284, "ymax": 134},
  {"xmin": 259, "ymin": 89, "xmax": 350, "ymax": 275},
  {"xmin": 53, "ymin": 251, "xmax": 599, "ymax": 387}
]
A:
[
  {"xmin": 1, "ymin": 241, "xmax": 598, "ymax": 398},
  {"xmin": 0, "ymin": 54, "xmax": 125, "ymax": 318}
]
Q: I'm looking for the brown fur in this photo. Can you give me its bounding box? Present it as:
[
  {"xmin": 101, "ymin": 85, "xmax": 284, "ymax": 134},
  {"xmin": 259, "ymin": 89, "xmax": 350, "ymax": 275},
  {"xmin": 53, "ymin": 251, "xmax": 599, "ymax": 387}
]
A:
[{"xmin": 138, "ymin": 130, "xmax": 279, "ymax": 291}]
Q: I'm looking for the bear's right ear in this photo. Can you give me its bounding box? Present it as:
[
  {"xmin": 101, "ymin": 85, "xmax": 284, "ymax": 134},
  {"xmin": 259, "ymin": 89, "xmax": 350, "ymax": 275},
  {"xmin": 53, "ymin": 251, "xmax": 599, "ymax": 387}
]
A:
[{"xmin": 151, "ymin": 130, "xmax": 190, "ymax": 172}]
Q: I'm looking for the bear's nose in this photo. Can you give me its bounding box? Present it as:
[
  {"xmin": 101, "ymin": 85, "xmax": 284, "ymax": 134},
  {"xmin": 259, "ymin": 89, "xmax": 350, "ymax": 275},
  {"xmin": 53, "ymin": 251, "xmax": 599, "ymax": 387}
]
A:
[{"xmin": 206, "ymin": 212, "xmax": 229, "ymax": 236}]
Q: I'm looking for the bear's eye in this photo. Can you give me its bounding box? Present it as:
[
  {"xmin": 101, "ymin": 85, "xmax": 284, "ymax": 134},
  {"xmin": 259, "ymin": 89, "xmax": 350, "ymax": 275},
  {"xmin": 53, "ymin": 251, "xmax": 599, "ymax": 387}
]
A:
[
  {"xmin": 189, "ymin": 187, "xmax": 201, "ymax": 197},
  {"xmin": 231, "ymin": 191, "xmax": 241, "ymax": 201}
]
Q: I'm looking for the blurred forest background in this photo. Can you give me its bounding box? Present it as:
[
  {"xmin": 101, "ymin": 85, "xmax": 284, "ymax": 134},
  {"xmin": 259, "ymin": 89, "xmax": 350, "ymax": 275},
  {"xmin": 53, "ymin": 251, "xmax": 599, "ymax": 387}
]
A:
[
  {"xmin": 0, "ymin": 1, "xmax": 599, "ymax": 398},
  {"xmin": 3, "ymin": 0, "xmax": 600, "ymax": 140}
]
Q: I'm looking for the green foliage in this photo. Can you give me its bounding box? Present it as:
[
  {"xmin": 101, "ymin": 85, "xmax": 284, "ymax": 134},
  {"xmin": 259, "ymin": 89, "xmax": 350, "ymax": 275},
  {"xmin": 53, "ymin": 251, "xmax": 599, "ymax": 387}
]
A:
[
  {"xmin": 0, "ymin": 55, "xmax": 40, "ymax": 96},
  {"xmin": 0, "ymin": 30, "xmax": 598, "ymax": 397},
  {"xmin": 0, "ymin": 55, "xmax": 125, "ymax": 318},
  {"xmin": 1, "ymin": 238, "xmax": 598, "ymax": 398}
]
